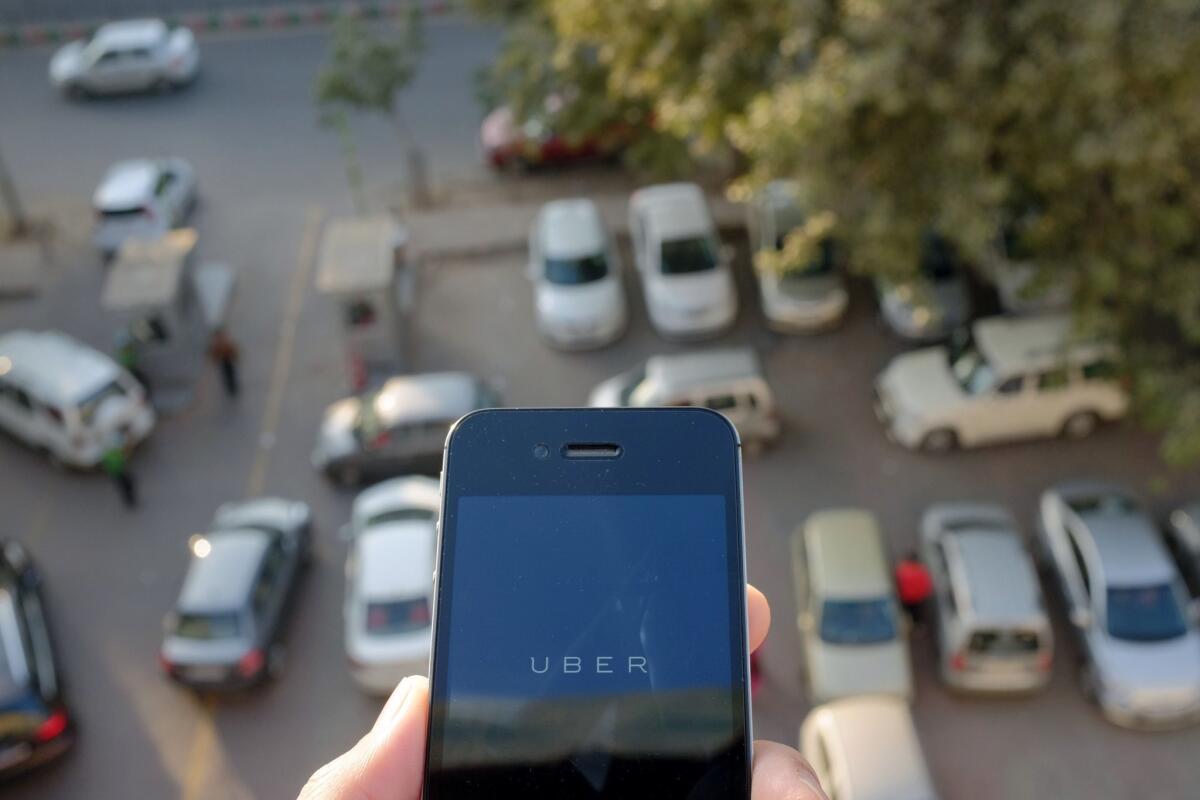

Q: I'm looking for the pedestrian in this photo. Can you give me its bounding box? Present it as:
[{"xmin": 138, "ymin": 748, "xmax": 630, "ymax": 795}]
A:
[
  {"xmin": 208, "ymin": 327, "xmax": 241, "ymax": 399},
  {"xmin": 114, "ymin": 329, "xmax": 151, "ymax": 398},
  {"xmin": 101, "ymin": 442, "xmax": 137, "ymax": 509},
  {"xmin": 895, "ymin": 549, "xmax": 933, "ymax": 628}
]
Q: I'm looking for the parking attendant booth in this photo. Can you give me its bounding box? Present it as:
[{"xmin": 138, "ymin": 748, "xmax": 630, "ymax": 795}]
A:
[{"xmin": 316, "ymin": 216, "xmax": 414, "ymax": 389}]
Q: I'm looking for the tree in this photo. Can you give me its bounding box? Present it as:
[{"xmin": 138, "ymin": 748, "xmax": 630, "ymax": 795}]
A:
[
  {"xmin": 0, "ymin": 140, "xmax": 30, "ymax": 238},
  {"xmin": 315, "ymin": 9, "xmax": 429, "ymax": 209},
  {"xmin": 479, "ymin": 0, "xmax": 1200, "ymax": 464}
]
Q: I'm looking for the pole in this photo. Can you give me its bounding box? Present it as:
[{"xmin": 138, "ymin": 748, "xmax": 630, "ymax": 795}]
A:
[{"xmin": 0, "ymin": 140, "xmax": 29, "ymax": 238}]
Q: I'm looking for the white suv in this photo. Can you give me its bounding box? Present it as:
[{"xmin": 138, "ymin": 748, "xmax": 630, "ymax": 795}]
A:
[
  {"xmin": 874, "ymin": 315, "xmax": 1128, "ymax": 451},
  {"xmin": 92, "ymin": 158, "xmax": 197, "ymax": 258},
  {"xmin": 628, "ymin": 183, "xmax": 737, "ymax": 339}
]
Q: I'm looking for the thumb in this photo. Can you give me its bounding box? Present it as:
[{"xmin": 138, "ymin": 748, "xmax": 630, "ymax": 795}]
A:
[{"xmin": 299, "ymin": 675, "xmax": 430, "ymax": 800}]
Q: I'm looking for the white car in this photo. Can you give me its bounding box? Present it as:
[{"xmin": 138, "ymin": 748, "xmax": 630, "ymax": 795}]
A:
[
  {"xmin": 874, "ymin": 315, "xmax": 1128, "ymax": 451},
  {"xmin": 93, "ymin": 158, "xmax": 197, "ymax": 258},
  {"xmin": 528, "ymin": 199, "xmax": 627, "ymax": 349},
  {"xmin": 800, "ymin": 696, "xmax": 939, "ymax": 800},
  {"xmin": 0, "ymin": 330, "xmax": 154, "ymax": 468},
  {"xmin": 1038, "ymin": 482, "xmax": 1200, "ymax": 729},
  {"xmin": 343, "ymin": 477, "xmax": 439, "ymax": 694},
  {"xmin": 49, "ymin": 19, "xmax": 199, "ymax": 98},
  {"xmin": 628, "ymin": 183, "xmax": 737, "ymax": 339}
]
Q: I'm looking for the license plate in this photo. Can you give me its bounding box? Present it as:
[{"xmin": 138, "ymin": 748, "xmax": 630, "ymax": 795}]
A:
[
  {"xmin": 184, "ymin": 665, "xmax": 229, "ymax": 683},
  {"xmin": 0, "ymin": 743, "xmax": 32, "ymax": 771}
]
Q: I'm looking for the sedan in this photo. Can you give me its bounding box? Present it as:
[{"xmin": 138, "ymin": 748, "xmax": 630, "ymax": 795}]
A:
[
  {"xmin": 159, "ymin": 499, "xmax": 311, "ymax": 690},
  {"xmin": 480, "ymin": 103, "xmax": 628, "ymax": 171},
  {"xmin": 1038, "ymin": 482, "xmax": 1200, "ymax": 729},
  {"xmin": 343, "ymin": 477, "xmax": 439, "ymax": 694},
  {"xmin": 49, "ymin": 18, "xmax": 199, "ymax": 98},
  {"xmin": 0, "ymin": 540, "xmax": 72, "ymax": 779}
]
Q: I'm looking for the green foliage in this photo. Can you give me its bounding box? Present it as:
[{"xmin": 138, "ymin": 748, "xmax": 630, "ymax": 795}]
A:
[{"xmin": 315, "ymin": 10, "xmax": 424, "ymax": 117}]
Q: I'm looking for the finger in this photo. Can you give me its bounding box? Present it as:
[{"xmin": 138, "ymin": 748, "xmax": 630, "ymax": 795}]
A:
[
  {"xmin": 299, "ymin": 675, "xmax": 430, "ymax": 800},
  {"xmin": 747, "ymin": 583, "xmax": 771, "ymax": 654},
  {"xmin": 751, "ymin": 740, "xmax": 829, "ymax": 800}
]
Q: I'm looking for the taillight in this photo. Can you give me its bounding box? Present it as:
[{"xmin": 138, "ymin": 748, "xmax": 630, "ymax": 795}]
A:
[
  {"xmin": 950, "ymin": 651, "xmax": 967, "ymax": 671},
  {"xmin": 236, "ymin": 648, "xmax": 265, "ymax": 678},
  {"xmin": 1036, "ymin": 651, "xmax": 1053, "ymax": 672},
  {"xmin": 157, "ymin": 652, "xmax": 175, "ymax": 676},
  {"xmin": 34, "ymin": 709, "xmax": 68, "ymax": 743}
]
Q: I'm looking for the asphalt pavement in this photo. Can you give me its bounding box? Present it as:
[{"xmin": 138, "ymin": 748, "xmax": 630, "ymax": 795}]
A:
[{"xmin": 2, "ymin": 18, "xmax": 1200, "ymax": 800}]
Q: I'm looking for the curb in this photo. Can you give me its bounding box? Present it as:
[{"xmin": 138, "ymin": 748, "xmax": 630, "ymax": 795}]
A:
[{"xmin": 1, "ymin": 1, "xmax": 456, "ymax": 50}]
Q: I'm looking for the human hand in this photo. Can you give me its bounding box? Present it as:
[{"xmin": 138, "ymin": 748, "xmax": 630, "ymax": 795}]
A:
[{"xmin": 299, "ymin": 584, "xmax": 829, "ymax": 800}]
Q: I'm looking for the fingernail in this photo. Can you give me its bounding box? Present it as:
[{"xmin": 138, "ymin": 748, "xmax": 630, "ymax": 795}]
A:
[{"xmin": 373, "ymin": 676, "xmax": 416, "ymax": 733}]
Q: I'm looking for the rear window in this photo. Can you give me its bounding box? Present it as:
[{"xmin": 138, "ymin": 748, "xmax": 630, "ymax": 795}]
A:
[
  {"xmin": 545, "ymin": 253, "xmax": 609, "ymax": 285},
  {"xmin": 78, "ymin": 379, "xmax": 128, "ymax": 427},
  {"xmin": 968, "ymin": 629, "xmax": 1041, "ymax": 655},
  {"xmin": 100, "ymin": 207, "xmax": 145, "ymax": 220},
  {"xmin": 819, "ymin": 598, "xmax": 898, "ymax": 645},
  {"xmin": 0, "ymin": 590, "xmax": 30, "ymax": 701},
  {"xmin": 174, "ymin": 612, "xmax": 242, "ymax": 640},
  {"xmin": 365, "ymin": 507, "xmax": 434, "ymax": 528},
  {"xmin": 366, "ymin": 597, "xmax": 431, "ymax": 635},
  {"xmin": 660, "ymin": 236, "xmax": 718, "ymax": 275}
]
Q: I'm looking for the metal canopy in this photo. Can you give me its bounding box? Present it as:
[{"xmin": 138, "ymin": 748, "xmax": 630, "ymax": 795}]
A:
[
  {"xmin": 316, "ymin": 216, "xmax": 408, "ymax": 295},
  {"xmin": 101, "ymin": 228, "xmax": 199, "ymax": 310}
]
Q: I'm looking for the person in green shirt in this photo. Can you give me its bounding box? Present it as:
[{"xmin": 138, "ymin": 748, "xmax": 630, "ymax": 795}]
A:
[{"xmin": 101, "ymin": 443, "xmax": 137, "ymax": 509}]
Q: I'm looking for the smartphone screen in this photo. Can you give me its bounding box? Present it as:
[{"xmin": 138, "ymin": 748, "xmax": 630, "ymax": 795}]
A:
[{"xmin": 424, "ymin": 408, "xmax": 750, "ymax": 799}]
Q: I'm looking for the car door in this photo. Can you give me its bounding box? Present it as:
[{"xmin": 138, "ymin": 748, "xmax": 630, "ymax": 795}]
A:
[
  {"xmin": 928, "ymin": 538, "xmax": 958, "ymax": 662},
  {"xmin": 1034, "ymin": 366, "xmax": 1084, "ymax": 435},
  {"xmin": 250, "ymin": 538, "xmax": 289, "ymax": 648},
  {"xmin": 1062, "ymin": 521, "xmax": 1097, "ymax": 654},
  {"xmin": 83, "ymin": 48, "xmax": 124, "ymax": 91},
  {"xmin": 152, "ymin": 165, "xmax": 185, "ymax": 225},
  {"xmin": 957, "ymin": 373, "xmax": 1031, "ymax": 444}
]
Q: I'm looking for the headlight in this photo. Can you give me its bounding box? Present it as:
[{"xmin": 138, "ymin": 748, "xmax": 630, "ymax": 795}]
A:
[{"xmin": 910, "ymin": 305, "xmax": 934, "ymax": 328}]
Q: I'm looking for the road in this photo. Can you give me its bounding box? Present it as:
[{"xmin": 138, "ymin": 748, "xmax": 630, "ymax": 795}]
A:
[{"xmin": 3, "ymin": 19, "xmax": 1200, "ymax": 800}]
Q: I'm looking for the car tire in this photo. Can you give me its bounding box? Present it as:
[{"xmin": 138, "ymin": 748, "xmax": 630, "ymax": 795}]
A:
[
  {"xmin": 919, "ymin": 428, "xmax": 958, "ymax": 453},
  {"xmin": 335, "ymin": 465, "xmax": 361, "ymax": 486},
  {"xmin": 266, "ymin": 644, "xmax": 287, "ymax": 681},
  {"xmin": 1061, "ymin": 411, "xmax": 1100, "ymax": 440}
]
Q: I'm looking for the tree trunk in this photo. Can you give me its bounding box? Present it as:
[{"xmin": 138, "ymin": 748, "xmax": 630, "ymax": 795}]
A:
[
  {"xmin": 0, "ymin": 141, "xmax": 30, "ymax": 239},
  {"xmin": 393, "ymin": 101, "xmax": 432, "ymax": 209}
]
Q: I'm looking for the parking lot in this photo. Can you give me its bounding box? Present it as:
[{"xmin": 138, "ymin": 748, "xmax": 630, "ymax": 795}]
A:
[{"xmin": 3, "ymin": 18, "xmax": 1200, "ymax": 800}]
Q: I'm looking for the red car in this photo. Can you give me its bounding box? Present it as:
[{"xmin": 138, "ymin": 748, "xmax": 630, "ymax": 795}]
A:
[{"xmin": 480, "ymin": 104, "xmax": 627, "ymax": 171}]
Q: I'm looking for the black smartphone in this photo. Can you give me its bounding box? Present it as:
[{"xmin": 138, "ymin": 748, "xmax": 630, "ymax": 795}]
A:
[{"xmin": 423, "ymin": 407, "xmax": 752, "ymax": 799}]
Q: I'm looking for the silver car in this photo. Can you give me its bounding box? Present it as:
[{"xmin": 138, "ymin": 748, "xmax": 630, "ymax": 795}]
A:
[
  {"xmin": 875, "ymin": 233, "xmax": 971, "ymax": 342},
  {"xmin": 1038, "ymin": 482, "xmax": 1200, "ymax": 729},
  {"xmin": 49, "ymin": 19, "xmax": 199, "ymax": 98},
  {"xmin": 1164, "ymin": 502, "xmax": 1200, "ymax": 604}
]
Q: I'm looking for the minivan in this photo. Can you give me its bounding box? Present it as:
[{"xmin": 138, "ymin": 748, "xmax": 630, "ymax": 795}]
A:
[{"xmin": 921, "ymin": 503, "xmax": 1053, "ymax": 693}]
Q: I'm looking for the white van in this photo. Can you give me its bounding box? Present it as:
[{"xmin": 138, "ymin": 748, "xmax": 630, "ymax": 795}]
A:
[
  {"xmin": 921, "ymin": 503, "xmax": 1053, "ymax": 693},
  {"xmin": 0, "ymin": 330, "xmax": 155, "ymax": 468},
  {"xmin": 587, "ymin": 348, "xmax": 781, "ymax": 449},
  {"xmin": 628, "ymin": 183, "xmax": 737, "ymax": 339},
  {"xmin": 874, "ymin": 314, "xmax": 1128, "ymax": 451}
]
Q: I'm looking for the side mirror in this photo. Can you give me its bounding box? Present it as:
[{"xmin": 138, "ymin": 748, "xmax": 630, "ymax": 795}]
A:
[{"xmin": 1069, "ymin": 607, "xmax": 1093, "ymax": 630}]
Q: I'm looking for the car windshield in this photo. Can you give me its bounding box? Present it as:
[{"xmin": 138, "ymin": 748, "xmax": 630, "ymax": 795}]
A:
[
  {"xmin": 78, "ymin": 379, "xmax": 128, "ymax": 427},
  {"xmin": 545, "ymin": 253, "xmax": 608, "ymax": 285},
  {"xmin": 366, "ymin": 597, "xmax": 431, "ymax": 635},
  {"xmin": 660, "ymin": 236, "xmax": 717, "ymax": 275},
  {"xmin": 819, "ymin": 598, "xmax": 897, "ymax": 645},
  {"xmin": 949, "ymin": 343, "xmax": 996, "ymax": 395},
  {"xmin": 1067, "ymin": 494, "xmax": 1138, "ymax": 516},
  {"xmin": 365, "ymin": 507, "xmax": 434, "ymax": 528},
  {"xmin": 174, "ymin": 612, "xmax": 242, "ymax": 640},
  {"xmin": 968, "ymin": 629, "xmax": 1041, "ymax": 655},
  {"xmin": 0, "ymin": 590, "xmax": 30, "ymax": 702},
  {"xmin": 1106, "ymin": 584, "xmax": 1188, "ymax": 642},
  {"xmin": 617, "ymin": 364, "xmax": 648, "ymax": 405},
  {"xmin": 778, "ymin": 237, "xmax": 837, "ymax": 281}
]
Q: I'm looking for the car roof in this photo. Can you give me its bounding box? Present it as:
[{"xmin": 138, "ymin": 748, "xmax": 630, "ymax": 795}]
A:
[
  {"xmin": 353, "ymin": 476, "xmax": 441, "ymax": 525},
  {"xmin": 947, "ymin": 528, "xmax": 1043, "ymax": 623},
  {"xmin": 537, "ymin": 199, "xmax": 605, "ymax": 259},
  {"xmin": 357, "ymin": 521, "xmax": 436, "ymax": 598},
  {"xmin": 973, "ymin": 314, "xmax": 1109, "ymax": 376},
  {"xmin": 630, "ymin": 182, "xmax": 711, "ymax": 239},
  {"xmin": 93, "ymin": 19, "xmax": 168, "ymax": 49},
  {"xmin": 645, "ymin": 348, "xmax": 764, "ymax": 391},
  {"xmin": 1081, "ymin": 509, "xmax": 1176, "ymax": 586},
  {"xmin": 178, "ymin": 529, "xmax": 270, "ymax": 613},
  {"xmin": 94, "ymin": 159, "xmax": 160, "ymax": 209},
  {"xmin": 371, "ymin": 372, "xmax": 484, "ymax": 424},
  {"xmin": 804, "ymin": 510, "xmax": 889, "ymax": 597},
  {"xmin": 0, "ymin": 329, "xmax": 121, "ymax": 404},
  {"xmin": 814, "ymin": 697, "xmax": 935, "ymax": 800}
]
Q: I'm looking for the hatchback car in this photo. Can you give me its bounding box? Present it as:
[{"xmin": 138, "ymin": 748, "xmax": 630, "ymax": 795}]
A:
[
  {"xmin": 480, "ymin": 103, "xmax": 627, "ymax": 171},
  {"xmin": 49, "ymin": 19, "xmax": 199, "ymax": 97},
  {"xmin": 800, "ymin": 696, "xmax": 939, "ymax": 800},
  {"xmin": 93, "ymin": 158, "xmax": 197, "ymax": 258},
  {"xmin": 920, "ymin": 503, "xmax": 1053, "ymax": 693},
  {"xmin": 875, "ymin": 232, "xmax": 971, "ymax": 342},
  {"xmin": 875, "ymin": 314, "xmax": 1128, "ymax": 451},
  {"xmin": 343, "ymin": 476, "xmax": 439, "ymax": 694},
  {"xmin": 1038, "ymin": 482, "xmax": 1200, "ymax": 729},
  {"xmin": 528, "ymin": 198, "xmax": 627, "ymax": 349},
  {"xmin": 791, "ymin": 510, "xmax": 912, "ymax": 703},
  {"xmin": 629, "ymin": 183, "xmax": 737, "ymax": 339},
  {"xmin": 313, "ymin": 372, "xmax": 500, "ymax": 485},
  {"xmin": 0, "ymin": 540, "xmax": 72, "ymax": 779},
  {"xmin": 588, "ymin": 348, "xmax": 781, "ymax": 450},
  {"xmin": 1165, "ymin": 502, "xmax": 1200, "ymax": 603},
  {"xmin": 159, "ymin": 499, "xmax": 312, "ymax": 690}
]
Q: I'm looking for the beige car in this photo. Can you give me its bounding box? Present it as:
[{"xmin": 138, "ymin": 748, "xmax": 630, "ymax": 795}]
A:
[
  {"xmin": 791, "ymin": 510, "xmax": 912, "ymax": 703},
  {"xmin": 801, "ymin": 696, "xmax": 939, "ymax": 800}
]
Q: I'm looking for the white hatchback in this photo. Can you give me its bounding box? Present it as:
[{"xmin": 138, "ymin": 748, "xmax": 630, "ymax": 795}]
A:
[
  {"xmin": 528, "ymin": 199, "xmax": 627, "ymax": 349},
  {"xmin": 49, "ymin": 19, "xmax": 199, "ymax": 97},
  {"xmin": 92, "ymin": 158, "xmax": 197, "ymax": 258},
  {"xmin": 343, "ymin": 476, "xmax": 439, "ymax": 695},
  {"xmin": 628, "ymin": 183, "xmax": 737, "ymax": 339}
]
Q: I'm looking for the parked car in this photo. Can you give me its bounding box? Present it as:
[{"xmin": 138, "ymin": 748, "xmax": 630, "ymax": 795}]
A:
[
  {"xmin": 920, "ymin": 503, "xmax": 1053, "ymax": 693},
  {"xmin": 159, "ymin": 499, "xmax": 312, "ymax": 690},
  {"xmin": 92, "ymin": 158, "xmax": 197, "ymax": 258},
  {"xmin": 1038, "ymin": 482, "xmax": 1200, "ymax": 729},
  {"xmin": 791, "ymin": 510, "xmax": 912, "ymax": 703},
  {"xmin": 49, "ymin": 18, "xmax": 199, "ymax": 97},
  {"xmin": 983, "ymin": 218, "xmax": 1072, "ymax": 314},
  {"xmin": 800, "ymin": 696, "xmax": 939, "ymax": 800},
  {"xmin": 747, "ymin": 180, "xmax": 848, "ymax": 332},
  {"xmin": 0, "ymin": 540, "xmax": 73, "ymax": 779},
  {"xmin": 313, "ymin": 372, "xmax": 500, "ymax": 485},
  {"xmin": 1165, "ymin": 502, "xmax": 1200, "ymax": 602},
  {"xmin": 480, "ymin": 103, "xmax": 627, "ymax": 171},
  {"xmin": 528, "ymin": 198, "xmax": 627, "ymax": 349},
  {"xmin": 875, "ymin": 233, "xmax": 971, "ymax": 342},
  {"xmin": 874, "ymin": 314, "xmax": 1128, "ymax": 452},
  {"xmin": 343, "ymin": 477, "xmax": 439, "ymax": 694},
  {"xmin": 0, "ymin": 330, "xmax": 154, "ymax": 468},
  {"xmin": 628, "ymin": 183, "xmax": 737, "ymax": 339},
  {"xmin": 588, "ymin": 348, "xmax": 781, "ymax": 449}
]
